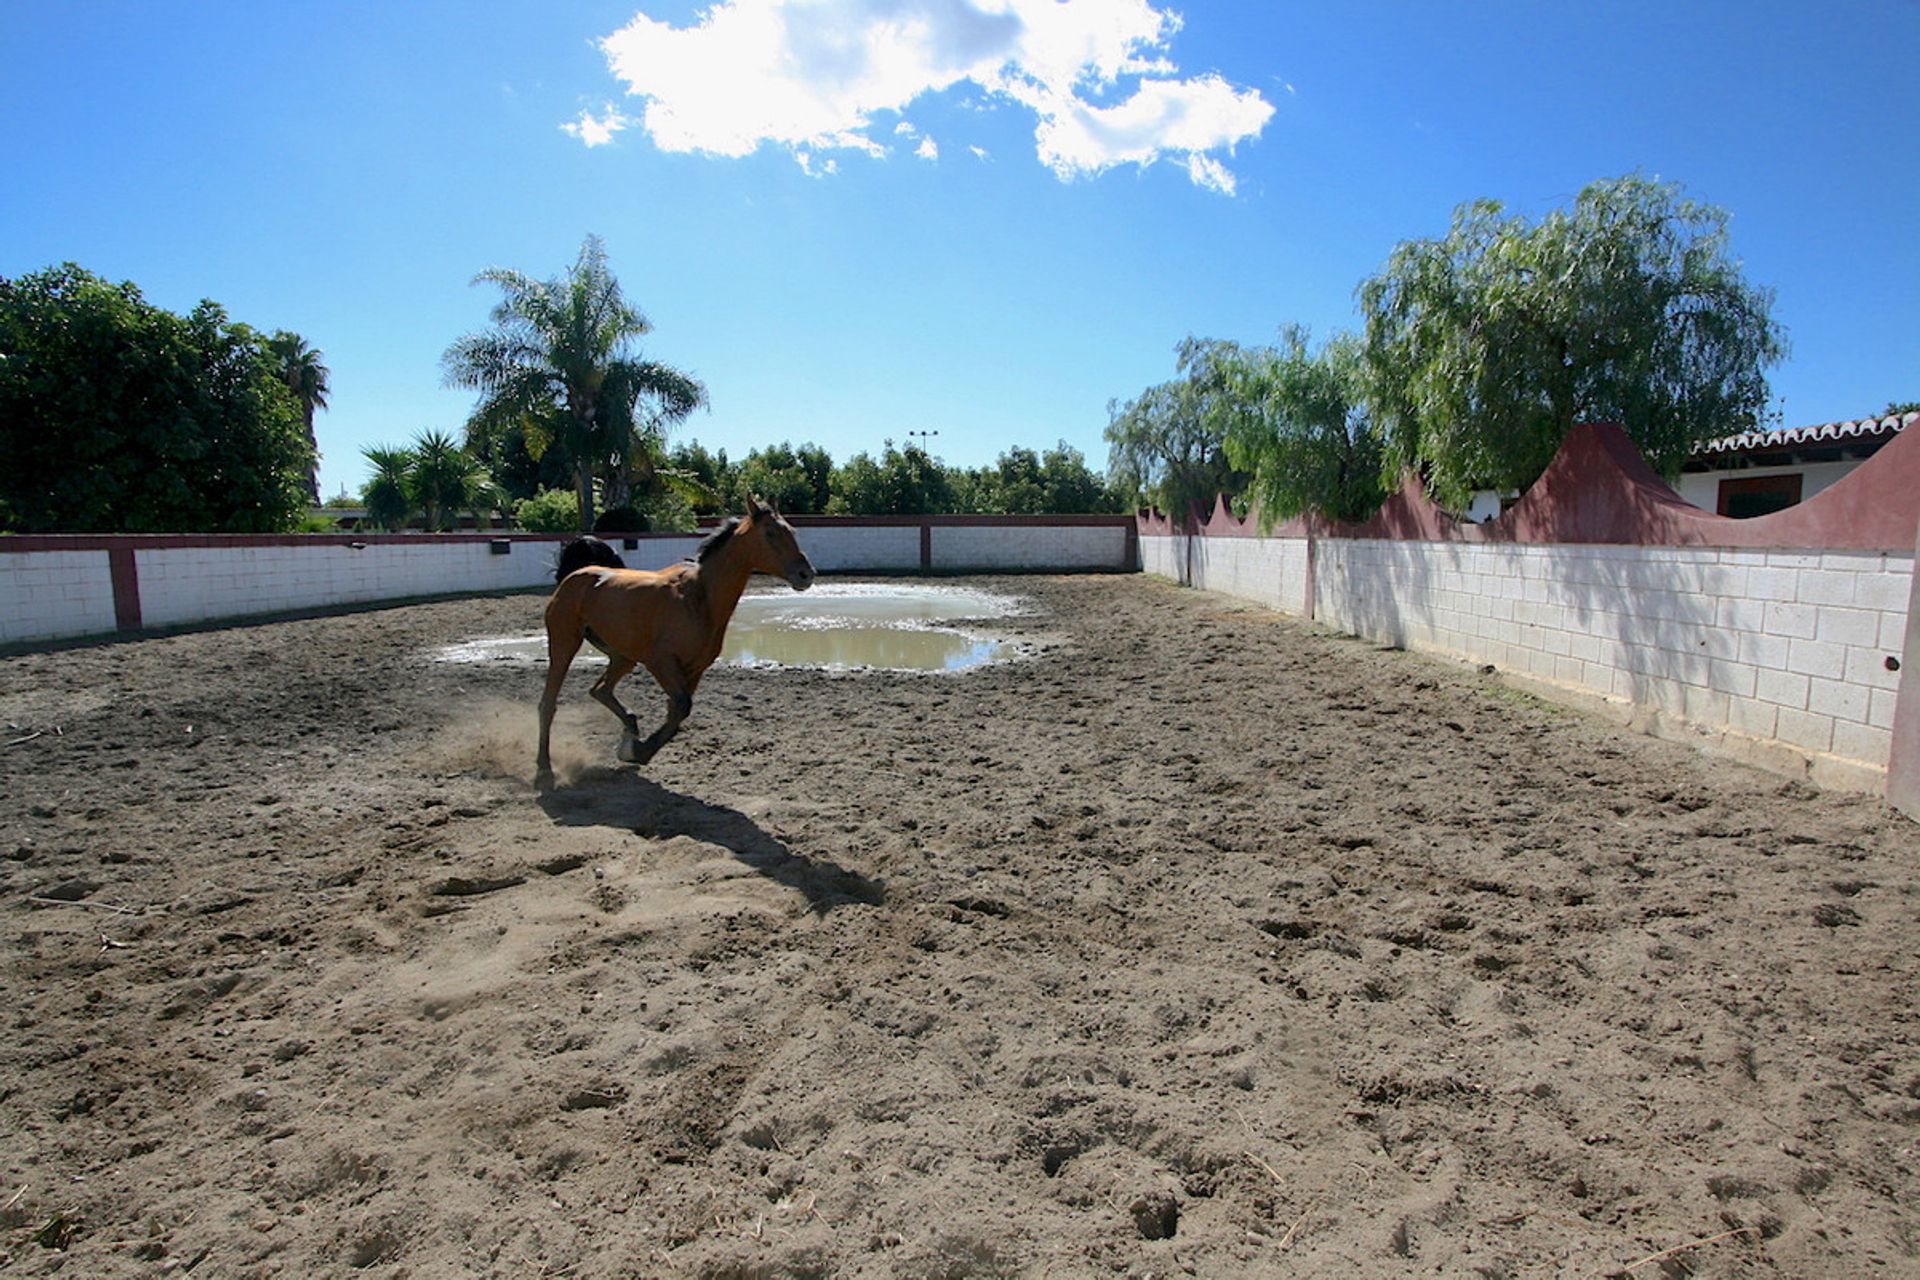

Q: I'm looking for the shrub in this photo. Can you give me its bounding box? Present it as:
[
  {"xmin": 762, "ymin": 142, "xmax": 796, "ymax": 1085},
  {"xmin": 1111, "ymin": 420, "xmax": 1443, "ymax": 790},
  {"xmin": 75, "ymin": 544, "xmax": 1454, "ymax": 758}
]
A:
[{"xmin": 515, "ymin": 488, "xmax": 579, "ymax": 532}]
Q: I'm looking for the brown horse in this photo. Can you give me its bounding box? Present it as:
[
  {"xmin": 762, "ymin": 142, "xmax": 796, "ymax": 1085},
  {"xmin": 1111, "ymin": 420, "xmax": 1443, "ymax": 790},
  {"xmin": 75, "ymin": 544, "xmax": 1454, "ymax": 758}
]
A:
[{"xmin": 535, "ymin": 498, "xmax": 816, "ymax": 789}]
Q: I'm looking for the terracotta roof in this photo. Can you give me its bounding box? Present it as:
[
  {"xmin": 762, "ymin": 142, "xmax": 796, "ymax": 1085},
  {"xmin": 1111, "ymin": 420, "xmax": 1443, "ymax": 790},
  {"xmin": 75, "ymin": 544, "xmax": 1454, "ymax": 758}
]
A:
[{"xmin": 1697, "ymin": 411, "xmax": 1916, "ymax": 456}]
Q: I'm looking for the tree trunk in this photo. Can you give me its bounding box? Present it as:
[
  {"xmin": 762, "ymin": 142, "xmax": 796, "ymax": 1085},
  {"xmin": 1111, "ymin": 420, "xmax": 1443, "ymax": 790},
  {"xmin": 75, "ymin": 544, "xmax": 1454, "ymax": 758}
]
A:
[{"xmin": 575, "ymin": 461, "xmax": 596, "ymax": 533}]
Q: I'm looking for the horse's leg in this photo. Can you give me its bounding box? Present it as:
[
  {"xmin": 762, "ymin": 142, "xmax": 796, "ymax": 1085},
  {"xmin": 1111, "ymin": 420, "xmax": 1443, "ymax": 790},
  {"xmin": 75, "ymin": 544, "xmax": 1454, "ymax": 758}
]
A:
[
  {"xmin": 536, "ymin": 624, "xmax": 584, "ymax": 790},
  {"xmin": 589, "ymin": 657, "xmax": 646, "ymax": 763},
  {"xmin": 628, "ymin": 665, "xmax": 693, "ymax": 767}
]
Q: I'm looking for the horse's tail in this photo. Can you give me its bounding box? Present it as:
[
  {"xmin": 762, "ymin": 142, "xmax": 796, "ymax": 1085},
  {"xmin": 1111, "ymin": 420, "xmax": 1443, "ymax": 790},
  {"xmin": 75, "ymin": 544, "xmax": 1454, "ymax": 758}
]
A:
[{"xmin": 555, "ymin": 535, "xmax": 625, "ymax": 584}]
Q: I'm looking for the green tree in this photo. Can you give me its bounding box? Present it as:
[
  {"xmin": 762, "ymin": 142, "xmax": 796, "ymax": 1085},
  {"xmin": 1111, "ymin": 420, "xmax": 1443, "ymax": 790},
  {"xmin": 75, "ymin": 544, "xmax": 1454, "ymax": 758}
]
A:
[
  {"xmin": 1221, "ymin": 327, "xmax": 1389, "ymax": 527},
  {"xmin": 729, "ymin": 441, "xmax": 833, "ymax": 514},
  {"xmin": 1039, "ymin": 441, "xmax": 1120, "ymax": 513},
  {"xmin": 666, "ymin": 441, "xmax": 734, "ymax": 516},
  {"xmin": 988, "ymin": 446, "xmax": 1048, "ymax": 513},
  {"xmin": 0, "ymin": 264, "xmax": 314, "ymax": 533},
  {"xmin": 1104, "ymin": 337, "xmax": 1249, "ymax": 523},
  {"xmin": 360, "ymin": 445, "xmax": 415, "ymax": 531},
  {"xmin": 1884, "ymin": 401, "xmax": 1919, "ymax": 417},
  {"xmin": 1358, "ymin": 174, "xmax": 1787, "ymax": 510},
  {"xmin": 267, "ymin": 331, "xmax": 330, "ymax": 504},
  {"xmin": 407, "ymin": 429, "xmax": 498, "ymax": 532},
  {"xmin": 443, "ymin": 235, "xmax": 706, "ymax": 532},
  {"xmin": 828, "ymin": 441, "xmax": 954, "ymax": 514}
]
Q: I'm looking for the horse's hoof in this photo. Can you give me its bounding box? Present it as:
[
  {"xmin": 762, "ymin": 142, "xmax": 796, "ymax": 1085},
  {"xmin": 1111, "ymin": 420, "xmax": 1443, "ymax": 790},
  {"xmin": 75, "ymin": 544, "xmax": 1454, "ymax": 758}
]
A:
[
  {"xmin": 616, "ymin": 735, "xmax": 643, "ymax": 764},
  {"xmin": 534, "ymin": 768, "xmax": 555, "ymax": 791}
]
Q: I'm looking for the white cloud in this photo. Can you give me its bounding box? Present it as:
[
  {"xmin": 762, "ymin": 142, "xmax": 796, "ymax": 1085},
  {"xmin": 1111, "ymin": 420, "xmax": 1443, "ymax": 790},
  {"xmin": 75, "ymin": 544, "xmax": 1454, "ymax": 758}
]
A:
[
  {"xmin": 586, "ymin": 0, "xmax": 1272, "ymax": 193},
  {"xmin": 562, "ymin": 106, "xmax": 632, "ymax": 147},
  {"xmin": 916, "ymin": 135, "xmax": 939, "ymax": 160}
]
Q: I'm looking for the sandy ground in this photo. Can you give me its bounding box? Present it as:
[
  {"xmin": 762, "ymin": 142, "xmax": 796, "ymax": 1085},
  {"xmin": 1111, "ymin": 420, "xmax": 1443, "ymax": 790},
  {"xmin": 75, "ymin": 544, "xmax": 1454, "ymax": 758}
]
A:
[{"xmin": 2, "ymin": 573, "xmax": 1919, "ymax": 1278}]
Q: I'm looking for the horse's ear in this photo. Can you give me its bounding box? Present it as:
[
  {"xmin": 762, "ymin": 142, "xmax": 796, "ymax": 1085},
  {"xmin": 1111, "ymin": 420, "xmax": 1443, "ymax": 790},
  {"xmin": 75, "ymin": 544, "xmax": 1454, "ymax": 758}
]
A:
[{"xmin": 748, "ymin": 494, "xmax": 772, "ymax": 521}]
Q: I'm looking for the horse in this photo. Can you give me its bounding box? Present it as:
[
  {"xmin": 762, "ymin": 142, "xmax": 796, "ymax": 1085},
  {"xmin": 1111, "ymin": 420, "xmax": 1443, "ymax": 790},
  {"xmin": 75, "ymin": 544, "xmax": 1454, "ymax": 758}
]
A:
[{"xmin": 534, "ymin": 498, "xmax": 816, "ymax": 789}]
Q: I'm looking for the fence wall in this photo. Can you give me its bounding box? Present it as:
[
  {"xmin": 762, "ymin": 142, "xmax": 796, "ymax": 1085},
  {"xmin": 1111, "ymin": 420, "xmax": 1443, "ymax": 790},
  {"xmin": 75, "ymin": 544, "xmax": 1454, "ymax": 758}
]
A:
[
  {"xmin": 1140, "ymin": 422, "xmax": 1920, "ymax": 802},
  {"xmin": 0, "ymin": 515, "xmax": 1137, "ymax": 647}
]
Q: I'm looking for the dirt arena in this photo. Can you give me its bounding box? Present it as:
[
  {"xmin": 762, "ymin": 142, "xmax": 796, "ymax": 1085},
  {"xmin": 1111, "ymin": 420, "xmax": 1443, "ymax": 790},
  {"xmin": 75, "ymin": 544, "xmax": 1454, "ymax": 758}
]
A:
[{"xmin": 3, "ymin": 572, "xmax": 1918, "ymax": 1277}]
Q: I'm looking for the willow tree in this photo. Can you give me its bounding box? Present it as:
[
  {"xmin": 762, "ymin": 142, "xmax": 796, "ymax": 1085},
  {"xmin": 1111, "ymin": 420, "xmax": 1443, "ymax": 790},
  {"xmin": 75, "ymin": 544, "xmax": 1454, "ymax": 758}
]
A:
[
  {"xmin": 1103, "ymin": 337, "xmax": 1249, "ymax": 524},
  {"xmin": 1221, "ymin": 327, "xmax": 1388, "ymax": 527},
  {"xmin": 443, "ymin": 236, "xmax": 705, "ymax": 531},
  {"xmin": 1358, "ymin": 174, "xmax": 1787, "ymax": 511}
]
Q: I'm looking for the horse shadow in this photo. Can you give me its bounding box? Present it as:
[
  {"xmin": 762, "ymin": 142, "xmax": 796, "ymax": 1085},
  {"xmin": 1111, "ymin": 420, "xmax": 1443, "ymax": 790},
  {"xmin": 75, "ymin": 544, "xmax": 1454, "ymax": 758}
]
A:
[{"xmin": 535, "ymin": 768, "xmax": 886, "ymax": 915}]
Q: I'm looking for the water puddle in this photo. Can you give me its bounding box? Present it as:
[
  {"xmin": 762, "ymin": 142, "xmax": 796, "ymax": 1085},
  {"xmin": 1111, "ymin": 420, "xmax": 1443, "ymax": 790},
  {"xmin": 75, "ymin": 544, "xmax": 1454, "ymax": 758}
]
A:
[{"xmin": 434, "ymin": 583, "xmax": 1025, "ymax": 673}]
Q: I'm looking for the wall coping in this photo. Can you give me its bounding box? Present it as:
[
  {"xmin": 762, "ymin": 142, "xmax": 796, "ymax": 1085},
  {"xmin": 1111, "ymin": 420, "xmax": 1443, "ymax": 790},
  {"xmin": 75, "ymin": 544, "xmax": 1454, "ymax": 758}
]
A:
[{"xmin": 1139, "ymin": 421, "xmax": 1920, "ymax": 553}]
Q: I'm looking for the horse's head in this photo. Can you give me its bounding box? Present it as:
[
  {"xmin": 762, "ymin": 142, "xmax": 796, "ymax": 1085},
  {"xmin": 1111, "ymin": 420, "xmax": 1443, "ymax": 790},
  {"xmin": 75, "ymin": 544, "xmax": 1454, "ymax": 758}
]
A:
[{"xmin": 744, "ymin": 497, "xmax": 816, "ymax": 591}]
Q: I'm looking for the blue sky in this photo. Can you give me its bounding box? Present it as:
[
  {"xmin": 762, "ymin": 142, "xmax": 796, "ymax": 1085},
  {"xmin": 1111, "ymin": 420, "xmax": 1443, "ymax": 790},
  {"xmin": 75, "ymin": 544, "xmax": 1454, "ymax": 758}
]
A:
[{"xmin": 4, "ymin": 1, "xmax": 1916, "ymax": 502}]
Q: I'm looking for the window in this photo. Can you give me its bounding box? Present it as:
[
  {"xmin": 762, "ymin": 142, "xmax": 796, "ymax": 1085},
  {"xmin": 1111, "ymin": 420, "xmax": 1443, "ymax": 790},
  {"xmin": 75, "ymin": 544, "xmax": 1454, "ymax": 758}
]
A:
[{"xmin": 1717, "ymin": 474, "xmax": 1802, "ymax": 519}]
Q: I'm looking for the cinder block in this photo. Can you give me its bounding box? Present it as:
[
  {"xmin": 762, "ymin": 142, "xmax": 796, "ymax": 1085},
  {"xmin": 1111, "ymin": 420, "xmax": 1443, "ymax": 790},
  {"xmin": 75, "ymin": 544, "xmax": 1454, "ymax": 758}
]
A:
[
  {"xmin": 1776, "ymin": 706, "xmax": 1836, "ymax": 753},
  {"xmin": 1755, "ymin": 668, "xmax": 1810, "ymax": 710},
  {"xmin": 1738, "ymin": 632, "xmax": 1792, "ymax": 670},
  {"xmin": 1727, "ymin": 697, "xmax": 1779, "ymax": 739},
  {"xmin": 1880, "ymin": 612, "xmax": 1910, "ymax": 651},
  {"xmin": 1796, "ymin": 572, "xmax": 1858, "ymax": 608},
  {"xmin": 1843, "ymin": 646, "xmax": 1903, "ymax": 692},
  {"xmin": 1763, "ymin": 602, "xmax": 1818, "ymax": 639},
  {"xmin": 1832, "ymin": 720, "xmax": 1893, "ymax": 767},
  {"xmin": 1857, "ymin": 571, "xmax": 1914, "ymax": 612},
  {"xmin": 1816, "ymin": 607, "xmax": 1881, "ymax": 648},
  {"xmin": 1705, "ymin": 659, "xmax": 1758, "ymax": 698},
  {"xmin": 1807, "ymin": 677, "xmax": 1870, "ymax": 724},
  {"xmin": 1682, "ymin": 684, "xmax": 1730, "ymax": 725},
  {"xmin": 1744, "ymin": 567, "xmax": 1800, "ymax": 600},
  {"xmin": 1785, "ymin": 637, "xmax": 1848, "ymax": 678}
]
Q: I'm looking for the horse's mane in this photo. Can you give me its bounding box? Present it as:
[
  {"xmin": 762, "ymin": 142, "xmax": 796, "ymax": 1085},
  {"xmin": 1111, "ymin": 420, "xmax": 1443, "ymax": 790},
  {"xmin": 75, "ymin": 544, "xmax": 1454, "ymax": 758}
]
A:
[
  {"xmin": 693, "ymin": 517, "xmax": 741, "ymax": 565},
  {"xmin": 555, "ymin": 535, "xmax": 625, "ymax": 583}
]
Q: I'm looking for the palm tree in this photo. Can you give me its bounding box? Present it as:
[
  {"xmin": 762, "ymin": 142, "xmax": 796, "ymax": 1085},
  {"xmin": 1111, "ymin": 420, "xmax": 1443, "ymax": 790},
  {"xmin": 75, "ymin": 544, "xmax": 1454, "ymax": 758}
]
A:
[
  {"xmin": 361, "ymin": 445, "xmax": 415, "ymax": 531},
  {"xmin": 269, "ymin": 331, "xmax": 330, "ymax": 504},
  {"xmin": 406, "ymin": 429, "xmax": 497, "ymax": 532},
  {"xmin": 442, "ymin": 235, "xmax": 706, "ymax": 532}
]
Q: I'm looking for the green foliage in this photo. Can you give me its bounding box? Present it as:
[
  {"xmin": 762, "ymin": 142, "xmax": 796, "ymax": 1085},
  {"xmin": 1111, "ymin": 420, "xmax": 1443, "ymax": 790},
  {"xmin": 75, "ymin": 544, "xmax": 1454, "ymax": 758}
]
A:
[
  {"xmin": 266, "ymin": 331, "xmax": 329, "ymax": 503},
  {"xmin": 360, "ymin": 446, "xmax": 415, "ymax": 531},
  {"xmin": 444, "ymin": 235, "xmax": 705, "ymax": 532},
  {"xmin": 357, "ymin": 433, "xmax": 499, "ymax": 531},
  {"xmin": 514, "ymin": 487, "xmax": 580, "ymax": 532},
  {"xmin": 667, "ymin": 442, "xmax": 734, "ymax": 516},
  {"xmin": 731, "ymin": 441, "xmax": 834, "ymax": 514},
  {"xmin": 956, "ymin": 441, "xmax": 1122, "ymax": 514},
  {"xmin": 0, "ymin": 263, "xmax": 316, "ymax": 533},
  {"xmin": 1358, "ymin": 173, "xmax": 1786, "ymax": 510},
  {"xmin": 1884, "ymin": 401, "xmax": 1920, "ymax": 417},
  {"xmin": 1103, "ymin": 337, "xmax": 1250, "ymax": 523},
  {"xmin": 1221, "ymin": 327, "xmax": 1389, "ymax": 527},
  {"xmin": 407, "ymin": 428, "xmax": 497, "ymax": 532},
  {"xmin": 828, "ymin": 441, "xmax": 955, "ymax": 515}
]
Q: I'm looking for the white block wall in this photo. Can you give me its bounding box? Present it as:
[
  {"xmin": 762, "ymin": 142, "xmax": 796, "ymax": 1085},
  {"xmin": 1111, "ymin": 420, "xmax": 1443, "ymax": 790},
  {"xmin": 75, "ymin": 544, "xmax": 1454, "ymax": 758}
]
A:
[
  {"xmin": 0, "ymin": 551, "xmax": 117, "ymax": 644},
  {"xmin": 135, "ymin": 541, "xmax": 566, "ymax": 629},
  {"xmin": 796, "ymin": 525, "xmax": 922, "ymax": 573},
  {"xmin": 931, "ymin": 524, "xmax": 1128, "ymax": 571},
  {"xmin": 1141, "ymin": 534, "xmax": 1310, "ymax": 612},
  {"xmin": 1145, "ymin": 532, "xmax": 1914, "ymax": 777}
]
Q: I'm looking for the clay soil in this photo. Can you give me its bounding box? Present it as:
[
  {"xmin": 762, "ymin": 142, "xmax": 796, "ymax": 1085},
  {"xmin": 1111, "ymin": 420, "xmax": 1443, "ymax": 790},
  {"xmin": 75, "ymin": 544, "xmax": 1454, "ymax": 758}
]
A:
[{"xmin": 3, "ymin": 573, "xmax": 1919, "ymax": 1278}]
